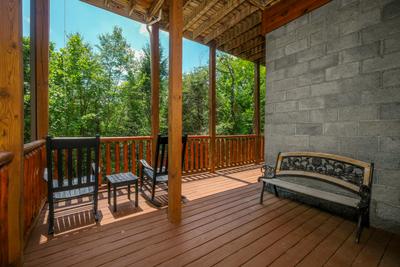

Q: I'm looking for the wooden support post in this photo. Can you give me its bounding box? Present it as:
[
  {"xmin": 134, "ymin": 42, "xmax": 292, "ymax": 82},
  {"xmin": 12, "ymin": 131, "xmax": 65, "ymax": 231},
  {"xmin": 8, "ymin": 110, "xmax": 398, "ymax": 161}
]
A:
[
  {"xmin": 30, "ymin": 0, "xmax": 49, "ymax": 140},
  {"xmin": 151, "ymin": 23, "xmax": 160, "ymax": 163},
  {"xmin": 168, "ymin": 0, "xmax": 183, "ymax": 224},
  {"xmin": 0, "ymin": 0, "xmax": 24, "ymax": 265},
  {"xmin": 254, "ymin": 61, "xmax": 261, "ymax": 164},
  {"xmin": 209, "ymin": 43, "xmax": 217, "ymax": 173}
]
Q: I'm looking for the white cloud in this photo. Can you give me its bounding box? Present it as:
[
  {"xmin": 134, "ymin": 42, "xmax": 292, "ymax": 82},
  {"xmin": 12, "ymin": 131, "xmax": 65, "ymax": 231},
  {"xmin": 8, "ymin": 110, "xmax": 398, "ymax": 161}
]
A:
[{"xmin": 139, "ymin": 24, "xmax": 149, "ymax": 36}]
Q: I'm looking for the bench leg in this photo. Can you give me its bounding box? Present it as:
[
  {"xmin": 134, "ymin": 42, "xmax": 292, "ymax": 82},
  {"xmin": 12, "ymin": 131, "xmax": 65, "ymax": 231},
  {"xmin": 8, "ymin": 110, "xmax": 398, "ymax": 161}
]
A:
[
  {"xmin": 151, "ymin": 182, "xmax": 156, "ymax": 201},
  {"xmin": 93, "ymin": 190, "xmax": 99, "ymax": 222},
  {"xmin": 273, "ymin": 185, "xmax": 279, "ymax": 197},
  {"xmin": 48, "ymin": 195, "xmax": 55, "ymax": 235},
  {"xmin": 355, "ymin": 211, "xmax": 364, "ymax": 243},
  {"xmin": 135, "ymin": 181, "xmax": 139, "ymax": 207},
  {"xmin": 108, "ymin": 181, "xmax": 111, "ymax": 205},
  {"xmin": 128, "ymin": 184, "xmax": 131, "ymax": 200},
  {"xmin": 260, "ymin": 181, "xmax": 266, "ymax": 204},
  {"xmin": 113, "ymin": 185, "xmax": 117, "ymax": 212}
]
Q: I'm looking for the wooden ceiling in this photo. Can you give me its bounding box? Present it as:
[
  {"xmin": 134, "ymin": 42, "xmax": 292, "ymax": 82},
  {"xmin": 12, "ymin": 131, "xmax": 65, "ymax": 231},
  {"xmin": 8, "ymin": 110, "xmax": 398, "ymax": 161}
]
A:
[{"xmin": 81, "ymin": 0, "xmax": 283, "ymax": 64}]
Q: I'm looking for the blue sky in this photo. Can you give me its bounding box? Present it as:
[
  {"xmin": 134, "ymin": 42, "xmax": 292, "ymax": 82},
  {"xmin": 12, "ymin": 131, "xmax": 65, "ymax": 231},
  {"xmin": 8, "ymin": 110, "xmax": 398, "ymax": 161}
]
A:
[{"xmin": 22, "ymin": 0, "xmax": 209, "ymax": 73}]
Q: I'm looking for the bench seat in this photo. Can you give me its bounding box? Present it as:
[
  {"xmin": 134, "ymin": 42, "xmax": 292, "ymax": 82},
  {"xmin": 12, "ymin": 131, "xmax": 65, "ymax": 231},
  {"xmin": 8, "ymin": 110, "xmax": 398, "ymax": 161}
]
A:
[{"xmin": 261, "ymin": 178, "xmax": 360, "ymax": 208}]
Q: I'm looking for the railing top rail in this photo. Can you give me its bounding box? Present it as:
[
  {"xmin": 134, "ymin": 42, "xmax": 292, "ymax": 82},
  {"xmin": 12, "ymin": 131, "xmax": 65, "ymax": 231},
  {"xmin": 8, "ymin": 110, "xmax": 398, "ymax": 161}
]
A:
[
  {"xmin": 0, "ymin": 152, "xmax": 14, "ymax": 168},
  {"xmin": 101, "ymin": 136, "xmax": 152, "ymax": 142},
  {"xmin": 216, "ymin": 134, "xmax": 257, "ymax": 138},
  {"xmin": 24, "ymin": 140, "xmax": 45, "ymax": 155},
  {"xmin": 188, "ymin": 135, "xmax": 210, "ymax": 139}
]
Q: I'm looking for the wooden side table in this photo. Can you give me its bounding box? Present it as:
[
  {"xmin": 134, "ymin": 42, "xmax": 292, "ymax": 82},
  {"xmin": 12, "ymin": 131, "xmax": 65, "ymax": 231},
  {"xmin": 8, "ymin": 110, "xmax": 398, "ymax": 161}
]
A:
[{"xmin": 106, "ymin": 172, "xmax": 138, "ymax": 212}]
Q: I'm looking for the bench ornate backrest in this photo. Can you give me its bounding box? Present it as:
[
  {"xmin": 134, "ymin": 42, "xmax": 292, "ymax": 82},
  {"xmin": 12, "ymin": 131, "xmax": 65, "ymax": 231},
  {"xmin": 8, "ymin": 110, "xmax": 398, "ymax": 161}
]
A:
[{"xmin": 274, "ymin": 152, "xmax": 373, "ymax": 193}]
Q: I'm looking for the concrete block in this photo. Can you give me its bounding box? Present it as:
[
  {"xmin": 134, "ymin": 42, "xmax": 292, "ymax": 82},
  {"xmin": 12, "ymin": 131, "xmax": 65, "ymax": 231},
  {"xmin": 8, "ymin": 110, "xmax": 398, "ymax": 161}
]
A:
[
  {"xmin": 339, "ymin": 136, "xmax": 379, "ymax": 153},
  {"xmin": 309, "ymin": 136, "xmax": 340, "ymax": 153},
  {"xmin": 326, "ymin": 62, "xmax": 360, "ymax": 81},
  {"xmin": 266, "ymin": 26, "xmax": 287, "ymax": 42},
  {"xmin": 275, "ymin": 101, "xmax": 298, "ymax": 113},
  {"xmin": 275, "ymin": 54, "xmax": 296, "ymax": 70},
  {"xmin": 338, "ymin": 105, "xmax": 379, "ymax": 121},
  {"xmin": 266, "ymin": 46, "xmax": 285, "ymax": 63},
  {"xmin": 327, "ymin": 32, "xmax": 361, "ymax": 53},
  {"xmin": 310, "ymin": 54, "xmax": 339, "ymax": 71},
  {"xmin": 296, "ymin": 19, "xmax": 325, "ymax": 39},
  {"xmin": 375, "ymin": 202, "xmax": 400, "ymax": 224},
  {"xmin": 362, "ymin": 16, "xmax": 400, "ymax": 44},
  {"xmin": 310, "ymin": 31, "xmax": 325, "ymax": 47},
  {"xmin": 271, "ymin": 124, "xmax": 296, "ymax": 135},
  {"xmin": 340, "ymin": 9, "xmax": 381, "ymax": 36},
  {"xmin": 380, "ymin": 136, "xmax": 400, "ymax": 153},
  {"xmin": 362, "ymin": 51, "xmax": 400, "ymax": 73},
  {"xmin": 296, "ymin": 123, "xmax": 323, "ymax": 136},
  {"xmin": 311, "ymin": 81, "xmax": 340, "ymax": 96},
  {"xmin": 372, "ymin": 185, "xmax": 400, "ymax": 206},
  {"xmin": 340, "ymin": 42, "xmax": 380, "ymax": 63},
  {"xmin": 267, "ymin": 69, "xmax": 286, "ymax": 82},
  {"xmin": 297, "ymin": 44, "xmax": 325, "ymax": 63},
  {"xmin": 362, "ymin": 87, "xmax": 400, "ymax": 104},
  {"xmin": 383, "ymin": 68, "xmax": 400, "ymax": 87},
  {"xmin": 310, "ymin": 1, "xmax": 338, "ymax": 23},
  {"xmin": 339, "ymin": 73, "xmax": 381, "ymax": 92},
  {"xmin": 267, "ymin": 111, "xmax": 309, "ymax": 124},
  {"xmin": 380, "ymin": 102, "xmax": 400, "ymax": 120},
  {"xmin": 274, "ymin": 30, "xmax": 296, "ymax": 48},
  {"xmin": 309, "ymin": 108, "xmax": 338, "ymax": 122},
  {"xmin": 382, "ymin": 0, "xmax": 400, "ymax": 21},
  {"xmin": 375, "ymin": 169, "xmax": 400, "ymax": 187},
  {"xmin": 286, "ymin": 86, "xmax": 310, "ymax": 100},
  {"xmin": 265, "ymin": 103, "xmax": 274, "ymax": 114},
  {"xmin": 325, "ymin": 91, "xmax": 362, "ymax": 108},
  {"xmin": 370, "ymin": 152, "xmax": 400, "ymax": 170},
  {"xmin": 384, "ymin": 33, "xmax": 400, "ymax": 54},
  {"xmin": 299, "ymin": 97, "xmax": 325, "ymax": 110},
  {"xmin": 285, "ymin": 38, "xmax": 308, "ymax": 55},
  {"xmin": 297, "ymin": 70, "xmax": 325, "ymax": 87},
  {"xmin": 271, "ymin": 77, "xmax": 297, "ymax": 92},
  {"xmin": 324, "ymin": 122, "xmax": 358, "ymax": 136},
  {"xmin": 286, "ymin": 62, "xmax": 309, "ymax": 78},
  {"xmin": 340, "ymin": 0, "xmax": 358, "ymax": 8},
  {"xmin": 266, "ymin": 91, "xmax": 285, "ymax": 103},
  {"xmin": 359, "ymin": 120, "xmax": 400, "ymax": 136},
  {"xmin": 286, "ymin": 14, "xmax": 309, "ymax": 33}
]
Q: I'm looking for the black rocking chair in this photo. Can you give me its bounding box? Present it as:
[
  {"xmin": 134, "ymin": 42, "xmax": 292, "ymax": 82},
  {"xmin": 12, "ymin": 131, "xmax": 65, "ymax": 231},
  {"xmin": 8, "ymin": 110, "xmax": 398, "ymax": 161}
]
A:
[
  {"xmin": 45, "ymin": 135, "xmax": 100, "ymax": 234},
  {"xmin": 140, "ymin": 134, "xmax": 188, "ymax": 206}
]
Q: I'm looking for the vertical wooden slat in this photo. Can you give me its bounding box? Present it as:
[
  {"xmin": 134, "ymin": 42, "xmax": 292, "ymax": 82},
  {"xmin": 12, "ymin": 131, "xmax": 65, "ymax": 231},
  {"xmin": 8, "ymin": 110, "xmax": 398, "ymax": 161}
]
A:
[
  {"xmin": 115, "ymin": 143, "xmax": 120, "ymax": 173},
  {"xmin": 168, "ymin": 0, "xmax": 183, "ymax": 223},
  {"xmin": 131, "ymin": 141, "xmax": 137, "ymax": 175},
  {"xmin": 105, "ymin": 143, "xmax": 111, "ymax": 175},
  {"xmin": 138, "ymin": 142, "xmax": 143, "ymax": 177},
  {"xmin": 98, "ymin": 144, "xmax": 102, "ymax": 185},
  {"xmin": 190, "ymin": 140, "xmax": 194, "ymax": 172},
  {"xmin": 184, "ymin": 139, "xmax": 189, "ymax": 172},
  {"xmin": 123, "ymin": 142, "xmax": 128, "ymax": 172}
]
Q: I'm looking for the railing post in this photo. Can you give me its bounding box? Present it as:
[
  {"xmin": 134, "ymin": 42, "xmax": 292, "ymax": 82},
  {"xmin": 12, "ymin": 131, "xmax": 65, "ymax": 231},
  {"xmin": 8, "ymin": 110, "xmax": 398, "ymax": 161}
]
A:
[
  {"xmin": 254, "ymin": 61, "xmax": 261, "ymax": 164},
  {"xmin": 0, "ymin": 0, "xmax": 24, "ymax": 264},
  {"xmin": 209, "ymin": 42, "xmax": 217, "ymax": 173}
]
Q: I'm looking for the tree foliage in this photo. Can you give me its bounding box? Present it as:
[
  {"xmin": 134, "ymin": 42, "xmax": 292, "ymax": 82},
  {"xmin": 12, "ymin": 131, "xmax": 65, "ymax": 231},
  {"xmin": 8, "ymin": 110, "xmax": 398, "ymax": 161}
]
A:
[{"xmin": 23, "ymin": 26, "xmax": 265, "ymax": 142}]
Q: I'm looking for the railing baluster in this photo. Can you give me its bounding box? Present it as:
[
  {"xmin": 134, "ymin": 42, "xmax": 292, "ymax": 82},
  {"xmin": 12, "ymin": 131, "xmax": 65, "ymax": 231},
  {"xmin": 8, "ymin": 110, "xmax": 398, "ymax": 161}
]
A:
[
  {"xmin": 115, "ymin": 142, "xmax": 120, "ymax": 173},
  {"xmin": 123, "ymin": 142, "xmax": 128, "ymax": 172},
  {"xmin": 106, "ymin": 143, "xmax": 111, "ymax": 175},
  {"xmin": 131, "ymin": 141, "xmax": 137, "ymax": 176}
]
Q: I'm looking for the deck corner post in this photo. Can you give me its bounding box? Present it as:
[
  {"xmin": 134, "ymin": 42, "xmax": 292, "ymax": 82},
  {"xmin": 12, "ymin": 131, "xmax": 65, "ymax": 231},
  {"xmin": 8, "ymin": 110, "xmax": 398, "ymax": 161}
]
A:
[
  {"xmin": 151, "ymin": 23, "xmax": 160, "ymax": 164},
  {"xmin": 254, "ymin": 61, "xmax": 261, "ymax": 164},
  {"xmin": 168, "ymin": 0, "xmax": 183, "ymax": 224},
  {"xmin": 209, "ymin": 42, "xmax": 217, "ymax": 173}
]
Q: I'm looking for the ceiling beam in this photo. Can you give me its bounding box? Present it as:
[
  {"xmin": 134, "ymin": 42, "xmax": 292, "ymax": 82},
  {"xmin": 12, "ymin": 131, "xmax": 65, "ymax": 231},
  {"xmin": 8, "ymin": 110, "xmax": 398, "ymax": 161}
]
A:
[
  {"xmin": 261, "ymin": 0, "xmax": 331, "ymax": 34},
  {"xmin": 203, "ymin": 4, "xmax": 258, "ymax": 44},
  {"xmin": 233, "ymin": 36, "xmax": 264, "ymax": 55},
  {"xmin": 183, "ymin": 0, "xmax": 219, "ymax": 31},
  {"xmin": 192, "ymin": 0, "xmax": 245, "ymax": 39},
  {"xmin": 247, "ymin": 50, "xmax": 264, "ymax": 61},
  {"xmin": 128, "ymin": 0, "xmax": 136, "ymax": 16},
  {"xmin": 148, "ymin": 0, "xmax": 164, "ymax": 18},
  {"xmin": 247, "ymin": 0, "xmax": 266, "ymax": 9},
  {"xmin": 222, "ymin": 24, "xmax": 261, "ymax": 52}
]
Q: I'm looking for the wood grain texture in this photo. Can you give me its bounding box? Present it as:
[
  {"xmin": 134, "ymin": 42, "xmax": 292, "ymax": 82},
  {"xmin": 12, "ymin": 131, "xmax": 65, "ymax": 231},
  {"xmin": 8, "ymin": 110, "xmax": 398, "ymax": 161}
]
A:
[
  {"xmin": 0, "ymin": 0, "xmax": 24, "ymax": 265},
  {"xmin": 151, "ymin": 23, "xmax": 160, "ymax": 165},
  {"xmin": 168, "ymin": 0, "xmax": 183, "ymax": 224},
  {"xmin": 209, "ymin": 43, "xmax": 216, "ymax": 173},
  {"xmin": 261, "ymin": 0, "xmax": 331, "ymax": 35},
  {"xmin": 0, "ymin": 153, "xmax": 12, "ymax": 266},
  {"xmin": 30, "ymin": 0, "xmax": 49, "ymax": 140},
  {"xmin": 253, "ymin": 61, "xmax": 261, "ymax": 164}
]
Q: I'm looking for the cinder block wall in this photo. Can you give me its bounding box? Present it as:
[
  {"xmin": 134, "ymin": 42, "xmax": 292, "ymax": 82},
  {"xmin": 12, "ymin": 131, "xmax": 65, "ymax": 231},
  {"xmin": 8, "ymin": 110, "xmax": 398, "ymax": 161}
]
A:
[{"xmin": 264, "ymin": 0, "xmax": 400, "ymax": 232}]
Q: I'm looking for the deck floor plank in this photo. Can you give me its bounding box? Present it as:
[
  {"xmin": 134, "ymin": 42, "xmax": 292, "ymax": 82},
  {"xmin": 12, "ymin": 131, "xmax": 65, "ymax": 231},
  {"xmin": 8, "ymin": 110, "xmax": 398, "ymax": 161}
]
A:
[{"xmin": 23, "ymin": 165, "xmax": 400, "ymax": 267}]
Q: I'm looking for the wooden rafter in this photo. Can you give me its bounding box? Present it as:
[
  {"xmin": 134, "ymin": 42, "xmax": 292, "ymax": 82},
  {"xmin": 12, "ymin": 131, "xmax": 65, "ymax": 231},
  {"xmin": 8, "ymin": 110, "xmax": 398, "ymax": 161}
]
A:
[
  {"xmin": 148, "ymin": 0, "xmax": 164, "ymax": 18},
  {"xmin": 247, "ymin": 0, "xmax": 266, "ymax": 9},
  {"xmin": 203, "ymin": 4, "xmax": 258, "ymax": 44},
  {"xmin": 128, "ymin": 0, "xmax": 136, "ymax": 16},
  {"xmin": 222, "ymin": 24, "xmax": 261, "ymax": 52},
  {"xmin": 247, "ymin": 50, "xmax": 264, "ymax": 61},
  {"xmin": 233, "ymin": 35, "xmax": 264, "ymax": 55},
  {"xmin": 183, "ymin": 0, "xmax": 219, "ymax": 31},
  {"xmin": 217, "ymin": 11, "xmax": 261, "ymax": 47},
  {"xmin": 192, "ymin": 0, "xmax": 245, "ymax": 39}
]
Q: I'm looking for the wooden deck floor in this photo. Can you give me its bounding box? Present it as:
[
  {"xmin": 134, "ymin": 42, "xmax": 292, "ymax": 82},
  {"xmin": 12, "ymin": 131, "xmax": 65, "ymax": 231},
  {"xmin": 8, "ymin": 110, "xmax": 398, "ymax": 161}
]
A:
[{"xmin": 24, "ymin": 165, "xmax": 400, "ymax": 267}]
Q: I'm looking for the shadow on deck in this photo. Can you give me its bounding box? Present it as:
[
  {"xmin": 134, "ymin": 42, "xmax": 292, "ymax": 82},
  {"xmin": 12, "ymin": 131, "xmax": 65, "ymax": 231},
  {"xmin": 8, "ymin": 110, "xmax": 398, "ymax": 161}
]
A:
[{"xmin": 24, "ymin": 165, "xmax": 399, "ymax": 267}]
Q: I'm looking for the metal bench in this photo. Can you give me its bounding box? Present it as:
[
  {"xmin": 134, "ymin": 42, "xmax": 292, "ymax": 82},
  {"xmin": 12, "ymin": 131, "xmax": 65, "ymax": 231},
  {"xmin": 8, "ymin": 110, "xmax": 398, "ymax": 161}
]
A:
[{"xmin": 259, "ymin": 152, "xmax": 373, "ymax": 243}]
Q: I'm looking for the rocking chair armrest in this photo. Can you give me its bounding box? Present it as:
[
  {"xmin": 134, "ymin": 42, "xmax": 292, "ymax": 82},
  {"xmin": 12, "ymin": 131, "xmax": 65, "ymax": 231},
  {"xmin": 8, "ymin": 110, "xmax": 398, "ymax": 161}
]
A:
[{"xmin": 140, "ymin": 159, "xmax": 153, "ymax": 171}]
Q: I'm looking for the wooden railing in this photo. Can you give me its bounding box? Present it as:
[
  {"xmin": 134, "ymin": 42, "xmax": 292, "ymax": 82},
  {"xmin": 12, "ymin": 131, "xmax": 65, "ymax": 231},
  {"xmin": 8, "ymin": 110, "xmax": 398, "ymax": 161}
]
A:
[
  {"xmin": 99, "ymin": 134, "xmax": 264, "ymax": 180},
  {"xmin": 23, "ymin": 140, "xmax": 47, "ymax": 240},
  {"xmin": 0, "ymin": 151, "xmax": 13, "ymax": 266}
]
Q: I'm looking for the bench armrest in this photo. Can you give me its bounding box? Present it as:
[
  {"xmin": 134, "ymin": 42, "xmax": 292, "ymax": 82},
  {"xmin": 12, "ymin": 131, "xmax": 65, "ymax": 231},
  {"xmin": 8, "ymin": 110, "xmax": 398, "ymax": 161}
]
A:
[
  {"xmin": 358, "ymin": 185, "xmax": 371, "ymax": 209},
  {"xmin": 140, "ymin": 159, "xmax": 153, "ymax": 171},
  {"xmin": 258, "ymin": 164, "xmax": 276, "ymax": 182}
]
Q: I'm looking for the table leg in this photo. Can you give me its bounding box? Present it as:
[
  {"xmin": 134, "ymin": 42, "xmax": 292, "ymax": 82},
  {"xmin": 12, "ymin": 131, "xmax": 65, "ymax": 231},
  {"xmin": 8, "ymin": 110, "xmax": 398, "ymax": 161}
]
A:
[
  {"xmin": 108, "ymin": 181, "xmax": 110, "ymax": 205},
  {"xmin": 128, "ymin": 184, "xmax": 131, "ymax": 200},
  {"xmin": 135, "ymin": 181, "xmax": 138, "ymax": 207},
  {"xmin": 113, "ymin": 185, "xmax": 117, "ymax": 212}
]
